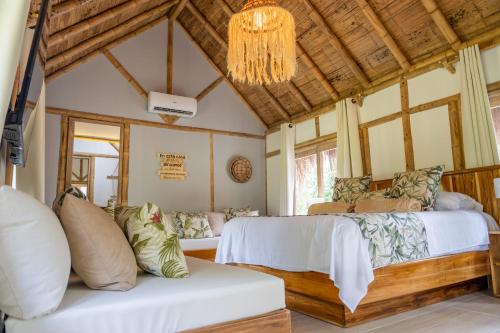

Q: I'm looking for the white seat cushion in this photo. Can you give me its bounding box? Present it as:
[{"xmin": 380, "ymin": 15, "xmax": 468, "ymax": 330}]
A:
[
  {"xmin": 5, "ymin": 257, "xmax": 285, "ymax": 333},
  {"xmin": 0, "ymin": 186, "xmax": 71, "ymax": 319},
  {"xmin": 180, "ymin": 236, "xmax": 220, "ymax": 250}
]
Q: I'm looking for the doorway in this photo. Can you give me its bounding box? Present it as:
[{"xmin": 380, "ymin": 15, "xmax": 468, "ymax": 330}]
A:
[{"xmin": 63, "ymin": 118, "xmax": 126, "ymax": 207}]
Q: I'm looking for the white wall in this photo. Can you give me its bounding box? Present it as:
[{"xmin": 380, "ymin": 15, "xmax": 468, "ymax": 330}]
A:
[
  {"xmin": 45, "ymin": 114, "xmax": 60, "ymax": 204},
  {"xmin": 266, "ymin": 45, "xmax": 500, "ymax": 207},
  {"xmin": 128, "ymin": 126, "xmax": 211, "ymax": 212},
  {"xmin": 213, "ymin": 135, "xmax": 266, "ymax": 214},
  {"xmin": 45, "ymin": 19, "xmax": 266, "ymax": 213}
]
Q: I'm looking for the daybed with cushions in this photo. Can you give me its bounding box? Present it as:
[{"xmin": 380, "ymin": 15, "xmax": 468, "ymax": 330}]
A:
[
  {"xmin": 5, "ymin": 257, "xmax": 288, "ymax": 333},
  {"xmin": 0, "ymin": 186, "xmax": 290, "ymax": 333}
]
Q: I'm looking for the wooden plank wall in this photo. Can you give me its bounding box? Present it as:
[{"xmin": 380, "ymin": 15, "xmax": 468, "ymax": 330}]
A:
[{"xmin": 372, "ymin": 165, "xmax": 500, "ymax": 225}]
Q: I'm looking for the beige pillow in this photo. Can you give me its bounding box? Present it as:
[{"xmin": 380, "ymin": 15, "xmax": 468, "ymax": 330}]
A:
[
  {"xmin": 308, "ymin": 202, "xmax": 354, "ymax": 215},
  {"xmin": 59, "ymin": 195, "xmax": 137, "ymax": 291},
  {"xmin": 207, "ymin": 212, "xmax": 225, "ymax": 236},
  {"xmin": 354, "ymin": 198, "xmax": 422, "ymax": 213}
]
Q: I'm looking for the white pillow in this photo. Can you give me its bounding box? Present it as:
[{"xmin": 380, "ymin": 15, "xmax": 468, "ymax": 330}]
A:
[
  {"xmin": 434, "ymin": 191, "xmax": 483, "ymax": 212},
  {"xmin": 0, "ymin": 186, "xmax": 71, "ymax": 319}
]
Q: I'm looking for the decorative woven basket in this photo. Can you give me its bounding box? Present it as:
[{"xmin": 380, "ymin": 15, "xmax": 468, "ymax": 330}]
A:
[{"xmin": 229, "ymin": 156, "xmax": 253, "ymax": 183}]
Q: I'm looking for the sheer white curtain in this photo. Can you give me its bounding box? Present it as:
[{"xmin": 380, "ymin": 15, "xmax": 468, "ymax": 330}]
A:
[
  {"xmin": 460, "ymin": 44, "xmax": 499, "ymax": 168},
  {"xmin": 336, "ymin": 99, "xmax": 363, "ymax": 177},
  {"xmin": 16, "ymin": 83, "xmax": 45, "ymax": 201},
  {"xmin": 280, "ymin": 123, "xmax": 295, "ymax": 216}
]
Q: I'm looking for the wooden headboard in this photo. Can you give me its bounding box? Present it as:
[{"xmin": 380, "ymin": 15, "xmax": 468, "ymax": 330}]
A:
[{"xmin": 371, "ymin": 165, "xmax": 500, "ymax": 226}]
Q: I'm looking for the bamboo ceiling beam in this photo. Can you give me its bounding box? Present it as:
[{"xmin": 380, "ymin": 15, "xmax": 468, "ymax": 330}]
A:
[
  {"xmin": 268, "ymin": 26, "xmax": 500, "ymax": 130},
  {"xmin": 196, "ymin": 76, "xmax": 224, "ymax": 101},
  {"xmin": 169, "ymin": 0, "xmax": 188, "ymax": 21},
  {"xmin": 46, "ymin": 2, "xmax": 174, "ymax": 75},
  {"xmin": 50, "ymin": 0, "xmax": 130, "ymax": 34},
  {"xmin": 215, "ymin": 0, "xmax": 313, "ymax": 112},
  {"xmin": 101, "ymin": 47, "xmax": 177, "ymax": 125},
  {"xmin": 353, "ymin": 0, "xmax": 411, "ymax": 71},
  {"xmin": 185, "ymin": 1, "xmax": 290, "ymax": 121},
  {"xmin": 46, "ymin": 16, "xmax": 168, "ymax": 82},
  {"xmin": 102, "ymin": 49, "xmax": 147, "ymax": 100},
  {"xmin": 299, "ymin": 0, "xmax": 370, "ymax": 88},
  {"xmin": 420, "ymin": 0, "xmax": 461, "ymax": 51},
  {"xmin": 297, "ymin": 43, "xmax": 340, "ymax": 100},
  {"xmin": 176, "ymin": 19, "xmax": 268, "ymax": 127},
  {"xmin": 47, "ymin": 0, "xmax": 178, "ymax": 58}
]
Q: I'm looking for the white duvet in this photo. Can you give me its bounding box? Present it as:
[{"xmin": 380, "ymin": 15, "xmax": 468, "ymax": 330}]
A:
[{"xmin": 216, "ymin": 211, "xmax": 498, "ymax": 312}]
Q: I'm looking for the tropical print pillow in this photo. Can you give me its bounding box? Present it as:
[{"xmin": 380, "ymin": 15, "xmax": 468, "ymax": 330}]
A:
[
  {"xmin": 361, "ymin": 188, "xmax": 391, "ymax": 200},
  {"xmin": 52, "ymin": 186, "xmax": 87, "ymax": 218},
  {"xmin": 172, "ymin": 212, "xmax": 213, "ymax": 239},
  {"xmin": 126, "ymin": 203, "xmax": 189, "ymax": 278},
  {"xmin": 223, "ymin": 207, "xmax": 259, "ymax": 222},
  {"xmin": 332, "ymin": 176, "xmax": 372, "ymax": 204},
  {"xmin": 389, "ymin": 165, "xmax": 445, "ymax": 211}
]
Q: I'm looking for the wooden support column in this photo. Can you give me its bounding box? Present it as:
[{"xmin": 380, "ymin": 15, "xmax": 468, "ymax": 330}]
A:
[
  {"xmin": 420, "ymin": 0, "xmax": 461, "ymax": 51},
  {"xmin": 448, "ymin": 99, "xmax": 465, "ymax": 170},
  {"xmin": 57, "ymin": 115, "xmax": 70, "ymax": 193},
  {"xmin": 186, "ymin": 1, "xmax": 290, "ymax": 121},
  {"xmin": 209, "ymin": 133, "xmax": 215, "ymax": 211},
  {"xmin": 300, "ymin": 0, "xmax": 370, "ymax": 88},
  {"xmin": 359, "ymin": 127, "xmax": 372, "ymax": 175},
  {"xmin": 167, "ymin": 20, "xmax": 174, "ymax": 94},
  {"xmin": 196, "ymin": 76, "xmax": 224, "ymax": 101},
  {"xmin": 400, "ymin": 79, "xmax": 415, "ymax": 171},
  {"xmin": 120, "ymin": 123, "xmax": 130, "ymax": 205},
  {"xmin": 354, "ymin": 0, "xmax": 410, "ymax": 71}
]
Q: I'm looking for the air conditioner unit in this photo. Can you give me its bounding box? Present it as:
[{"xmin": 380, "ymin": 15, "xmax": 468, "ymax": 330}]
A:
[{"xmin": 148, "ymin": 92, "xmax": 197, "ymax": 118}]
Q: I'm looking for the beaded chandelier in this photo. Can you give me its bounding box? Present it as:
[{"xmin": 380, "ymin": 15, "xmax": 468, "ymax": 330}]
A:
[{"xmin": 227, "ymin": 0, "xmax": 296, "ymax": 85}]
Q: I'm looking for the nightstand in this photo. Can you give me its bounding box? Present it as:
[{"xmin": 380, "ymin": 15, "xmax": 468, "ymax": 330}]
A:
[{"xmin": 490, "ymin": 231, "xmax": 500, "ymax": 297}]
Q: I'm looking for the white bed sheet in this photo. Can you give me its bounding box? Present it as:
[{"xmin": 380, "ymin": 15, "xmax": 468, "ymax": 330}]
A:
[
  {"xmin": 216, "ymin": 211, "xmax": 497, "ymax": 313},
  {"xmin": 5, "ymin": 257, "xmax": 285, "ymax": 333},
  {"xmin": 180, "ymin": 237, "xmax": 220, "ymax": 251}
]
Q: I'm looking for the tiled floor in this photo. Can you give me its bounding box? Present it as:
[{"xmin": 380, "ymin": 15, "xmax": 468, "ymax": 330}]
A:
[{"xmin": 291, "ymin": 291, "xmax": 500, "ymax": 333}]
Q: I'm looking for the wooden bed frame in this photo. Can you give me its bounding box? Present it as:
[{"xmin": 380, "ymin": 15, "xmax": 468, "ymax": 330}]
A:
[
  {"xmin": 235, "ymin": 252, "xmax": 489, "ymax": 327},
  {"xmin": 184, "ymin": 249, "xmax": 217, "ymax": 261},
  {"xmin": 185, "ymin": 309, "xmax": 291, "ymax": 333},
  {"xmin": 233, "ymin": 166, "xmax": 500, "ymax": 327}
]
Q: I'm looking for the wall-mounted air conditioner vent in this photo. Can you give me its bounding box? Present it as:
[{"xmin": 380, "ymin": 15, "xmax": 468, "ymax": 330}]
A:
[{"xmin": 148, "ymin": 92, "xmax": 197, "ymax": 118}]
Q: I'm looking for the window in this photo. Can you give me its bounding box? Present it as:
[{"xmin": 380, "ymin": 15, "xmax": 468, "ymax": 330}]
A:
[
  {"xmin": 295, "ymin": 153, "xmax": 318, "ymax": 215},
  {"xmin": 489, "ymin": 87, "xmax": 500, "ymax": 156},
  {"xmin": 294, "ymin": 146, "xmax": 337, "ymax": 215}
]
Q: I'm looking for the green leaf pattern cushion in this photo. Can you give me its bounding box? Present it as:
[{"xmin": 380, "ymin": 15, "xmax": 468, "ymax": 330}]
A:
[
  {"xmin": 332, "ymin": 176, "xmax": 372, "ymax": 204},
  {"xmin": 389, "ymin": 165, "xmax": 444, "ymax": 211},
  {"xmin": 126, "ymin": 203, "xmax": 189, "ymax": 278},
  {"xmin": 361, "ymin": 188, "xmax": 391, "ymax": 200},
  {"xmin": 223, "ymin": 207, "xmax": 258, "ymax": 222},
  {"xmin": 172, "ymin": 212, "xmax": 213, "ymax": 239}
]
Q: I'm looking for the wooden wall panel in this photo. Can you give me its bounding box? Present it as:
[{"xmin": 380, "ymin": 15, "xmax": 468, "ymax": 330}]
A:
[{"xmin": 372, "ymin": 165, "xmax": 500, "ymax": 226}]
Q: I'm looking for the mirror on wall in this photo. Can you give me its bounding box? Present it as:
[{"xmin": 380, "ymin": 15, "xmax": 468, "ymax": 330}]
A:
[{"xmin": 66, "ymin": 119, "xmax": 123, "ymax": 207}]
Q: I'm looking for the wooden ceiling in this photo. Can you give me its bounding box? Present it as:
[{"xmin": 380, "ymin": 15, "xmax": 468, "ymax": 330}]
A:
[{"xmin": 40, "ymin": 0, "xmax": 500, "ymax": 128}]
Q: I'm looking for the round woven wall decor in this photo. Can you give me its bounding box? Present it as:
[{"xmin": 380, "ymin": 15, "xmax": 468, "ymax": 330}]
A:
[{"xmin": 229, "ymin": 156, "xmax": 252, "ymax": 183}]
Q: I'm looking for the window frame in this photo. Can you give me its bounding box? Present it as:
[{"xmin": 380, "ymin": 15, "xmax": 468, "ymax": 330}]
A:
[{"xmin": 294, "ymin": 140, "xmax": 336, "ymax": 214}]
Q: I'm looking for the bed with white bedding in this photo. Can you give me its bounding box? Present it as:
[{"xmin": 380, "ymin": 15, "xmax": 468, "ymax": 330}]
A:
[
  {"xmin": 5, "ymin": 257, "xmax": 286, "ymax": 333},
  {"xmin": 216, "ymin": 210, "xmax": 497, "ymax": 321}
]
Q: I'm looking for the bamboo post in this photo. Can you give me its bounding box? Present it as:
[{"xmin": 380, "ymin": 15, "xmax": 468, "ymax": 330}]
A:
[
  {"xmin": 420, "ymin": 0, "xmax": 461, "ymax": 51},
  {"xmin": 354, "ymin": 0, "xmax": 410, "ymax": 71}
]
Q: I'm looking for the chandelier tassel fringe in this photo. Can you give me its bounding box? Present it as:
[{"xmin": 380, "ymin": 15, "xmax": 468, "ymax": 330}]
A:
[{"xmin": 227, "ymin": 1, "xmax": 297, "ymax": 85}]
